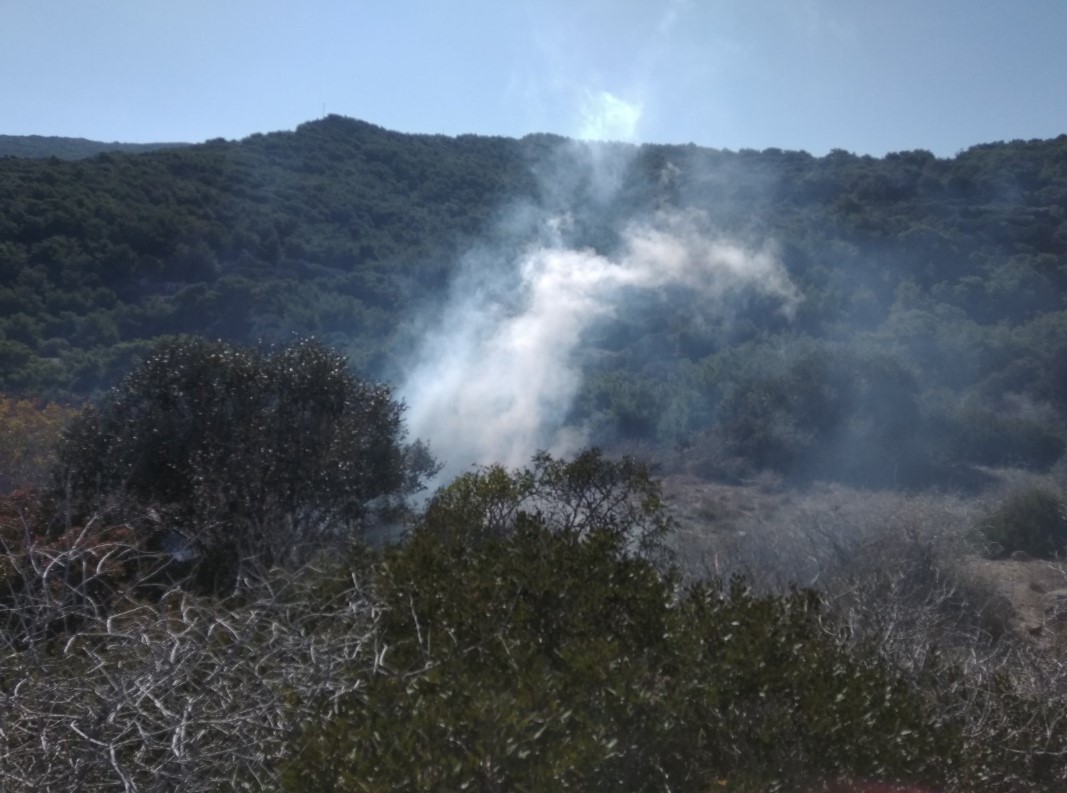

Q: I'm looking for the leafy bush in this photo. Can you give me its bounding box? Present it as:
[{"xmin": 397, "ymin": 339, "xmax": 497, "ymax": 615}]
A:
[
  {"xmin": 980, "ymin": 485, "xmax": 1067, "ymax": 559},
  {"xmin": 48, "ymin": 337, "xmax": 436, "ymax": 590},
  {"xmin": 283, "ymin": 454, "xmax": 959, "ymax": 792},
  {"xmin": 419, "ymin": 448, "xmax": 673, "ymax": 559},
  {"xmin": 6, "ymin": 450, "xmax": 1066, "ymax": 790}
]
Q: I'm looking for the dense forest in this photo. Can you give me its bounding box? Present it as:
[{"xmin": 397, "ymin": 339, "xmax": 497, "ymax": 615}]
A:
[
  {"xmin": 3, "ymin": 116, "xmax": 1067, "ymax": 485},
  {"xmin": 3, "ymin": 116, "xmax": 1067, "ymax": 790},
  {"xmin": 0, "ymin": 135, "xmax": 188, "ymax": 160}
]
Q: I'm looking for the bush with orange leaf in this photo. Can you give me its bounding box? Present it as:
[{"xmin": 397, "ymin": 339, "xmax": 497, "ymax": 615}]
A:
[{"xmin": 0, "ymin": 395, "xmax": 80, "ymax": 493}]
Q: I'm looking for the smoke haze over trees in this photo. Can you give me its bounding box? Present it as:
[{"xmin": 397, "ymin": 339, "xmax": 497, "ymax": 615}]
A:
[
  {"xmin": 4, "ymin": 116, "xmax": 1067, "ymax": 789},
  {"xmin": 3, "ymin": 115, "xmax": 1067, "ymax": 486}
]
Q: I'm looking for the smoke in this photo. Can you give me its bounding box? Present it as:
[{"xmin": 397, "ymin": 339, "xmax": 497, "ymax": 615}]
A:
[
  {"xmin": 399, "ymin": 205, "xmax": 800, "ymax": 483},
  {"xmin": 577, "ymin": 90, "xmax": 643, "ymax": 142}
]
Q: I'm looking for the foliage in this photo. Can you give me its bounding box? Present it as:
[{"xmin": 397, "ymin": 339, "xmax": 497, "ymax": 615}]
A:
[
  {"xmin": 2, "ymin": 451, "xmax": 1067, "ymax": 790},
  {"xmin": 0, "ymin": 395, "xmax": 79, "ymax": 492},
  {"xmin": 708, "ymin": 480, "xmax": 1067, "ymax": 791},
  {"xmin": 702, "ymin": 341, "xmax": 929, "ymax": 485},
  {"xmin": 980, "ymin": 485, "xmax": 1067, "ymax": 559},
  {"xmin": 0, "ymin": 116, "xmax": 532, "ymax": 394},
  {"xmin": 938, "ymin": 404, "xmax": 1065, "ymax": 471},
  {"xmin": 3, "ymin": 120, "xmax": 1067, "ymax": 485},
  {"xmin": 284, "ymin": 455, "xmax": 960, "ymax": 792},
  {"xmin": 49, "ymin": 336, "xmax": 436, "ymax": 590},
  {"xmin": 420, "ymin": 448, "xmax": 674, "ymax": 559},
  {"xmin": 0, "ymin": 134, "xmax": 186, "ymax": 159}
]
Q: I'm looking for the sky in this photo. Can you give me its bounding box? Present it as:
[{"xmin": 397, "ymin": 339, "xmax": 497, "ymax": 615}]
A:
[{"xmin": 2, "ymin": 0, "xmax": 1066, "ymax": 158}]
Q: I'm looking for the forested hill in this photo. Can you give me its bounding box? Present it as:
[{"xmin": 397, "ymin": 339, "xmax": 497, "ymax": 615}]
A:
[
  {"xmin": 3, "ymin": 115, "xmax": 1067, "ymax": 486},
  {"xmin": 0, "ymin": 116, "xmax": 539, "ymax": 387},
  {"xmin": 0, "ymin": 134, "xmax": 189, "ymax": 160}
]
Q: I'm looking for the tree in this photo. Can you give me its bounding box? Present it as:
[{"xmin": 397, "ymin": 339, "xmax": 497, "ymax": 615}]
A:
[{"xmin": 49, "ymin": 337, "xmax": 436, "ymax": 590}]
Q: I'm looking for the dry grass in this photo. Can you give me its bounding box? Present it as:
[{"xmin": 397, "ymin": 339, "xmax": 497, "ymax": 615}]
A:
[
  {"xmin": 662, "ymin": 467, "xmax": 1067, "ymax": 672},
  {"xmin": 661, "ymin": 468, "xmax": 1067, "ymax": 788}
]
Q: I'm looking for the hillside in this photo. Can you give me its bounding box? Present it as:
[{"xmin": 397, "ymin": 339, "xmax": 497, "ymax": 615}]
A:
[
  {"xmin": 3, "ymin": 116, "xmax": 1067, "ymax": 790},
  {"xmin": 2, "ymin": 115, "xmax": 1067, "ymax": 488},
  {"xmin": 0, "ymin": 116, "xmax": 535, "ymax": 390},
  {"xmin": 0, "ymin": 134, "xmax": 189, "ymax": 160}
]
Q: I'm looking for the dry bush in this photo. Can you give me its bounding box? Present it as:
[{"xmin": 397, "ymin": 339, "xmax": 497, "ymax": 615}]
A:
[
  {"xmin": 668, "ymin": 478, "xmax": 1067, "ymax": 788},
  {"xmin": 671, "ymin": 484, "xmax": 999, "ymax": 652},
  {"xmin": 967, "ymin": 467, "xmax": 1067, "ymax": 561},
  {"xmin": 0, "ymin": 529, "xmax": 379, "ymax": 792}
]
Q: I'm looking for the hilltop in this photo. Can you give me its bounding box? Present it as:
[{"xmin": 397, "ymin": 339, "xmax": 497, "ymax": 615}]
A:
[{"xmin": 0, "ymin": 134, "xmax": 188, "ymax": 160}]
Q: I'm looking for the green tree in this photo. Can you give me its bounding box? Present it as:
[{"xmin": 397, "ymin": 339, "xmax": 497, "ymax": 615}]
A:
[{"xmin": 49, "ymin": 337, "xmax": 436, "ymax": 590}]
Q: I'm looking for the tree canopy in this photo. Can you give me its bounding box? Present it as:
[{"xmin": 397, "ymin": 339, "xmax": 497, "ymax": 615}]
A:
[
  {"xmin": 49, "ymin": 336, "xmax": 436, "ymax": 590},
  {"xmin": 3, "ymin": 117, "xmax": 1067, "ymax": 484}
]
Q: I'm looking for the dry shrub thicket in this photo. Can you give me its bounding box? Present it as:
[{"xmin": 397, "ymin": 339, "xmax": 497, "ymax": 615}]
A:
[
  {"xmin": 6, "ymin": 465, "xmax": 1067, "ymax": 789},
  {"xmin": 0, "ymin": 506, "xmax": 378, "ymax": 792},
  {"xmin": 668, "ymin": 473, "xmax": 1067, "ymax": 785}
]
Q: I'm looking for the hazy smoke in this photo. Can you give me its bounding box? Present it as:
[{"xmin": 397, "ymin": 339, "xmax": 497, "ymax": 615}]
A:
[
  {"xmin": 400, "ymin": 208, "xmax": 800, "ymax": 482},
  {"xmin": 577, "ymin": 90, "xmax": 643, "ymax": 142}
]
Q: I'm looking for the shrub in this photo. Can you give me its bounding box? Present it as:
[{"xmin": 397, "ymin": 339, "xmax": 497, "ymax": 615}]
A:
[
  {"xmin": 283, "ymin": 454, "xmax": 959, "ymax": 792},
  {"xmin": 980, "ymin": 485, "xmax": 1067, "ymax": 559},
  {"xmin": 48, "ymin": 337, "xmax": 437, "ymax": 590},
  {"xmin": 942, "ymin": 406, "xmax": 1065, "ymax": 471},
  {"xmin": 0, "ymin": 558, "xmax": 379, "ymax": 792},
  {"xmin": 0, "ymin": 396, "xmax": 79, "ymax": 493},
  {"xmin": 419, "ymin": 448, "xmax": 674, "ymax": 559}
]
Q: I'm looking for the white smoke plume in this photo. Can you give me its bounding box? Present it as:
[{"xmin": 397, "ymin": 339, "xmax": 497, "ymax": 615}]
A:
[
  {"xmin": 400, "ymin": 209, "xmax": 800, "ymax": 483},
  {"xmin": 577, "ymin": 90, "xmax": 643, "ymax": 142}
]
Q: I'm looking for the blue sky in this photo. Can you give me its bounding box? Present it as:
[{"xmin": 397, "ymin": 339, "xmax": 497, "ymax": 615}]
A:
[{"xmin": 3, "ymin": 0, "xmax": 1065, "ymax": 157}]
